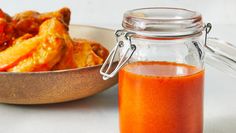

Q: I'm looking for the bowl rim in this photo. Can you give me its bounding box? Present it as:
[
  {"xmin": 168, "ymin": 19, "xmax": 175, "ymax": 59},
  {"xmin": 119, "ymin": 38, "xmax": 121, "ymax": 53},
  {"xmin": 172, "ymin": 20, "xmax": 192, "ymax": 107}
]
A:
[
  {"xmin": 70, "ymin": 24, "xmax": 115, "ymax": 32},
  {"xmin": 0, "ymin": 64, "xmax": 102, "ymax": 75}
]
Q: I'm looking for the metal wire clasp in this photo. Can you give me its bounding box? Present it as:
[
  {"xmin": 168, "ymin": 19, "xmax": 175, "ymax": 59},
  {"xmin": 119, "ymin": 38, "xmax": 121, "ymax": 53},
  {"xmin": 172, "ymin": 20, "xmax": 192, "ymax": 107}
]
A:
[
  {"xmin": 204, "ymin": 23, "xmax": 212, "ymax": 48},
  {"xmin": 100, "ymin": 30, "xmax": 136, "ymax": 80}
]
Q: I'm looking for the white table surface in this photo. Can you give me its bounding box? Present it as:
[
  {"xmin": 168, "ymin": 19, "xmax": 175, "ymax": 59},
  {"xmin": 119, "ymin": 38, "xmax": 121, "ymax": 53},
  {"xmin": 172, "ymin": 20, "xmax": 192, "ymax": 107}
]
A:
[{"xmin": 0, "ymin": 25, "xmax": 236, "ymax": 133}]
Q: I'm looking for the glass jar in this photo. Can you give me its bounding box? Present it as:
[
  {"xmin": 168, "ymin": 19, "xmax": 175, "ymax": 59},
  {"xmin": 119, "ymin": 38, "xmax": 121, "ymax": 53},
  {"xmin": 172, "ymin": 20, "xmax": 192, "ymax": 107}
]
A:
[{"xmin": 100, "ymin": 7, "xmax": 236, "ymax": 133}]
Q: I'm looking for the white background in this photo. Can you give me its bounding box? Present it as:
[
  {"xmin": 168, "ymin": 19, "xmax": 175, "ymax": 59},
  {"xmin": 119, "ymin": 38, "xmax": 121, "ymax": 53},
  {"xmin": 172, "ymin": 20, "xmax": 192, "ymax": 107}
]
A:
[
  {"xmin": 0, "ymin": 1, "xmax": 236, "ymax": 133},
  {"xmin": 1, "ymin": 0, "xmax": 236, "ymax": 44},
  {"xmin": 1, "ymin": 0, "xmax": 236, "ymax": 26}
]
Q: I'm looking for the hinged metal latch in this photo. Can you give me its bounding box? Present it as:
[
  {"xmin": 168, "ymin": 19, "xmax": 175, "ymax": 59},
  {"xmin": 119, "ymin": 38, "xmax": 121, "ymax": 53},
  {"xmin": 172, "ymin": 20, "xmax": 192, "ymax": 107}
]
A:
[{"xmin": 100, "ymin": 30, "xmax": 136, "ymax": 80}]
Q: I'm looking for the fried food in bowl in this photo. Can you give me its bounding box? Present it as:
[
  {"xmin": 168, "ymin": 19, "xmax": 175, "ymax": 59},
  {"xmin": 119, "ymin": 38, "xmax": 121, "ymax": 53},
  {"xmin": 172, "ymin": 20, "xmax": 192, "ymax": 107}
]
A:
[
  {"xmin": 0, "ymin": 8, "xmax": 109, "ymax": 72},
  {"xmin": 0, "ymin": 8, "xmax": 116, "ymax": 104}
]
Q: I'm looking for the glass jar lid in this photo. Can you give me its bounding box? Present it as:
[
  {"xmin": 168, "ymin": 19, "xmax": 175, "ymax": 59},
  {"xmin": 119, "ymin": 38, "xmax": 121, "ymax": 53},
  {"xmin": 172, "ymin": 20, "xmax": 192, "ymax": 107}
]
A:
[{"xmin": 122, "ymin": 7, "xmax": 204, "ymax": 37}]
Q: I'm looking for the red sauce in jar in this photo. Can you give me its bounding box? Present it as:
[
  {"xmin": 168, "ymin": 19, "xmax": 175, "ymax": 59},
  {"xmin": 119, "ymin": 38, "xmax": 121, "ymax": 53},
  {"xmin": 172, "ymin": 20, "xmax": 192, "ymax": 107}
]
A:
[{"xmin": 119, "ymin": 61, "xmax": 204, "ymax": 133}]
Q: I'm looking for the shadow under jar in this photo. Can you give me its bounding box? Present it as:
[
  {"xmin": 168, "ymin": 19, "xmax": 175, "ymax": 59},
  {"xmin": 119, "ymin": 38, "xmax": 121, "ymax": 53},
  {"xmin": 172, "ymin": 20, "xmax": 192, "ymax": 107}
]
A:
[{"xmin": 100, "ymin": 7, "xmax": 236, "ymax": 133}]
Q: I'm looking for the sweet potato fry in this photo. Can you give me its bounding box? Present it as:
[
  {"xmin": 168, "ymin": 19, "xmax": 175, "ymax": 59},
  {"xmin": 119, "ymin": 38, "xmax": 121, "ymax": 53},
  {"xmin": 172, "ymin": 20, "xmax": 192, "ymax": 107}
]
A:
[
  {"xmin": 0, "ymin": 34, "xmax": 39, "ymax": 71},
  {"xmin": 8, "ymin": 37, "xmax": 65, "ymax": 72},
  {"xmin": 52, "ymin": 34, "xmax": 76, "ymax": 70},
  {"xmin": 8, "ymin": 18, "xmax": 68, "ymax": 72}
]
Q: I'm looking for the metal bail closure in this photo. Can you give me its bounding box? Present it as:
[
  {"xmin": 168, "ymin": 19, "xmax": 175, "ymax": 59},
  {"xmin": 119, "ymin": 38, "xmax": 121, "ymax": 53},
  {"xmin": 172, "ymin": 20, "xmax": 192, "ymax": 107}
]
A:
[
  {"xmin": 100, "ymin": 30, "xmax": 136, "ymax": 80},
  {"xmin": 204, "ymin": 23, "xmax": 212, "ymax": 48}
]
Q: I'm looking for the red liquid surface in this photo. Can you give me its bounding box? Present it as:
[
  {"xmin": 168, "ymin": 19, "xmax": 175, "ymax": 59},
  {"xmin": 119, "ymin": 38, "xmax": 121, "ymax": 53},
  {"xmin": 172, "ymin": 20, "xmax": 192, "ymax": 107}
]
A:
[{"xmin": 119, "ymin": 61, "xmax": 204, "ymax": 133}]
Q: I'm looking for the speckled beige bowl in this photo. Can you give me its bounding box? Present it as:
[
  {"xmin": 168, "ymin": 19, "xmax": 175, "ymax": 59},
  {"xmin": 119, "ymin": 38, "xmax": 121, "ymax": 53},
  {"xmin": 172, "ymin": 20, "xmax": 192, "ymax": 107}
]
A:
[{"xmin": 0, "ymin": 25, "xmax": 117, "ymax": 104}]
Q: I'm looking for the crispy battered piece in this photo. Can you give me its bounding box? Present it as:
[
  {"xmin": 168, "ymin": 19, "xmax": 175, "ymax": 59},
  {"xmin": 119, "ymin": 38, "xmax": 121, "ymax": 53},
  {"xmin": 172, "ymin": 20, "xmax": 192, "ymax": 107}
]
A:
[
  {"xmin": 7, "ymin": 18, "xmax": 68, "ymax": 72},
  {"xmin": 90, "ymin": 41, "xmax": 109, "ymax": 61},
  {"xmin": 0, "ymin": 9, "xmax": 15, "ymax": 50},
  {"xmin": 72, "ymin": 39, "xmax": 109, "ymax": 68},
  {"xmin": 38, "ymin": 8, "xmax": 70, "ymax": 26},
  {"xmin": 13, "ymin": 7, "xmax": 71, "ymax": 36}
]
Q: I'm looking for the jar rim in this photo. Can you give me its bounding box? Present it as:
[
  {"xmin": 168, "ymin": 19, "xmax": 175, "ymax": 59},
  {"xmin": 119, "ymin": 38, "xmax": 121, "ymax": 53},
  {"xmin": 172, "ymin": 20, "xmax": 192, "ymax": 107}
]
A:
[{"xmin": 122, "ymin": 7, "xmax": 204, "ymax": 37}]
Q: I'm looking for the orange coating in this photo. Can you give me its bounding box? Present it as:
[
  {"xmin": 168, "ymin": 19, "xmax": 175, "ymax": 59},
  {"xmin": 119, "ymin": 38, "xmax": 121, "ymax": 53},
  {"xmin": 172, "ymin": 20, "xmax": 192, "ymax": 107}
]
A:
[{"xmin": 119, "ymin": 61, "xmax": 204, "ymax": 133}]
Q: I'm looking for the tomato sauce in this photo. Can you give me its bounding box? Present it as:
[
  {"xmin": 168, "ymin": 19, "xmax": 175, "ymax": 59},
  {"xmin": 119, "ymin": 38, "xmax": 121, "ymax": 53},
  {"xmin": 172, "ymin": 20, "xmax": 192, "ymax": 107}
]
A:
[{"xmin": 119, "ymin": 61, "xmax": 204, "ymax": 133}]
